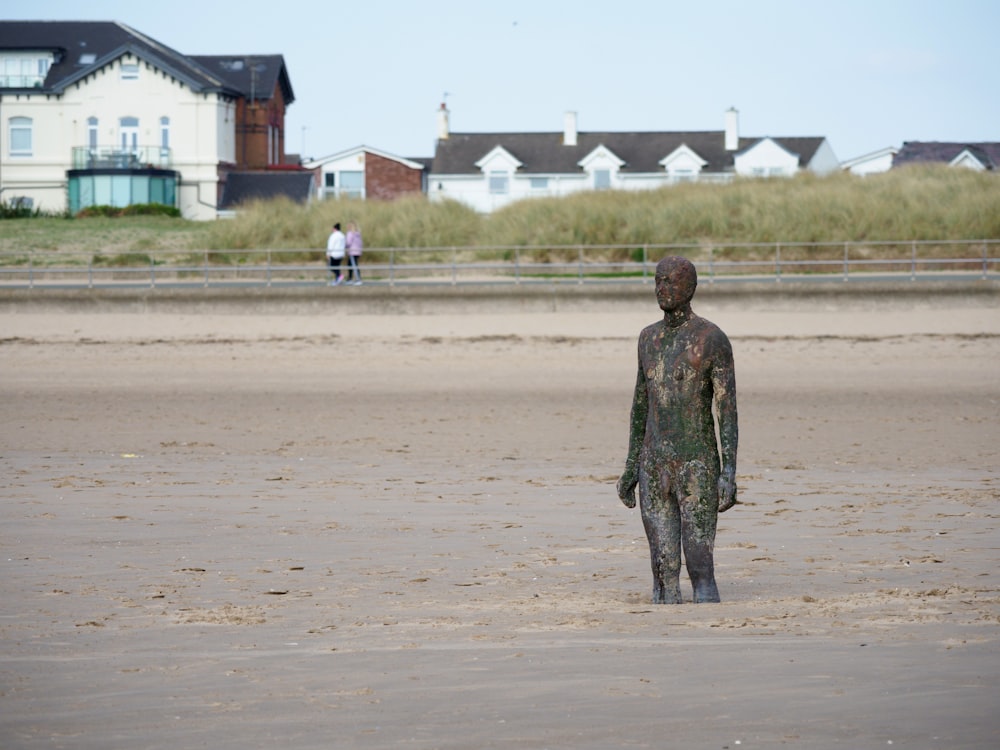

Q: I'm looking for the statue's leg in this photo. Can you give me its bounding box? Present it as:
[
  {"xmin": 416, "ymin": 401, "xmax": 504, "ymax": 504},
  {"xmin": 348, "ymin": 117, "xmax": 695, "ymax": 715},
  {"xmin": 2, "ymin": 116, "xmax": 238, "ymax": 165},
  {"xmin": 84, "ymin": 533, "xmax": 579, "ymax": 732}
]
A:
[
  {"xmin": 679, "ymin": 461, "xmax": 721, "ymax": 603},
  {"xmin": 639, "ymin": 465, "xmax": 682, "ymax": 604}
]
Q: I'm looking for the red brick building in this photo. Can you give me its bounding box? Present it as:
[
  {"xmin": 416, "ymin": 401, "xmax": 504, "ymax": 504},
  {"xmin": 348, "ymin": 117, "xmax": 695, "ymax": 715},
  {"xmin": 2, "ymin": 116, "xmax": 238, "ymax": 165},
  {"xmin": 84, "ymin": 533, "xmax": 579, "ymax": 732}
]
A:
[{"xmin": 306, "ymin": 146, "xmax": 428, "ymax": 201}]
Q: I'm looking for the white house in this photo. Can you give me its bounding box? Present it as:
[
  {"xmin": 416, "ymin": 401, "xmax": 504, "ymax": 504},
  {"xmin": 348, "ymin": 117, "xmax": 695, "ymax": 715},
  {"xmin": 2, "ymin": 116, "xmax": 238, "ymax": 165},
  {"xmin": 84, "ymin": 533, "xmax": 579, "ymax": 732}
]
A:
[
  {"xmin": 428, "ymin": 106, "xmax": 840, "ymax": 213},
  {"xmin": 0, "ymin": 21, "xmax": 301, "ymax": 220}
]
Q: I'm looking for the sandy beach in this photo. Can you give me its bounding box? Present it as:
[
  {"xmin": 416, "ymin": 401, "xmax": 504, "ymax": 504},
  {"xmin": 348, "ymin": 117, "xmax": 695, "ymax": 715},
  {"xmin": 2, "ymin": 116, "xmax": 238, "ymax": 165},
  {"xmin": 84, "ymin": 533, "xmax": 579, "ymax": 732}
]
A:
[{"xmin": 2, "ymin": 284, "xmax": 998, "ymax": 749}]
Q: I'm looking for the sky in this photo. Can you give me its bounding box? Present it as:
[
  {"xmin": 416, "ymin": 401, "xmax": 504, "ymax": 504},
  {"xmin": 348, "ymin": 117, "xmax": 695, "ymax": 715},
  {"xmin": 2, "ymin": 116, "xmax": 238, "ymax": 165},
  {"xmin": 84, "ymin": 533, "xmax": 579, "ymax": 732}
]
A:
[{"xmin": 7, "ymin": 0, "xmax": 999, "ymax": 163}]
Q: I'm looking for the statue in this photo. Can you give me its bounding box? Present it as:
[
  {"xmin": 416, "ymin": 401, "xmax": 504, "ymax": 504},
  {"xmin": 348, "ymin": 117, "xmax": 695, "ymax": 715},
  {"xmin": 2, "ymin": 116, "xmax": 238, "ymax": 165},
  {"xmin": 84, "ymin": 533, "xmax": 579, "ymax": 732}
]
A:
[{"xmin": 617, "ymin": 256, "xmax": 738, "ymax": 603}]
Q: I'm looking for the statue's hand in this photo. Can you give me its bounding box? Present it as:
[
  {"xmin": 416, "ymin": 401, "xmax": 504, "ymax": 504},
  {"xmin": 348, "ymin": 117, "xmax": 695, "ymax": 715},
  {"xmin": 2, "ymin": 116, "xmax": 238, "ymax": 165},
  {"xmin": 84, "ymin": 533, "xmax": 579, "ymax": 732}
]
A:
[
  {"xmin": 617, "ymin": 470, "xmax": 637, "ymax": 509},
  {"xmin": 717, "ymin": 471, "xmax": 737, "ymax": 513}
]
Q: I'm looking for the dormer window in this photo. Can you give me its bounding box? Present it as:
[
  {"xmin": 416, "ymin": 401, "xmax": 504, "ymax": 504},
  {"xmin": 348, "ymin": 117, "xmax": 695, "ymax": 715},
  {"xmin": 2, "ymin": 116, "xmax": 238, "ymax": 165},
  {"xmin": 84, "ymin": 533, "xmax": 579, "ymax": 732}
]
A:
[
  {"xmin": 1, "ymin": 53, "xmax": 54, "ymax": 87},
  {"xmin": 121, "ymin": 63, "xmax": 139, "ymax": 80},
  {"xmin": 79, "ymin": 53, "xmax": 96, "ymax": 65},
  {"xmin": 660, "ymin": 144, "xmax": 708, "ymax": 182},
  {"xmin": 578, "ymin": 144, "xmax": 624, "ymax": 190}
]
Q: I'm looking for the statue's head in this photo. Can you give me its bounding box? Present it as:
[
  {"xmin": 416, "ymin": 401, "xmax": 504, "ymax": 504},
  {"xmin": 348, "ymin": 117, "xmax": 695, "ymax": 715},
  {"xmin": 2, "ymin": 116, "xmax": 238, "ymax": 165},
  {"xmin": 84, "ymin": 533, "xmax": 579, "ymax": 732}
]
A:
[{"xmin": 654, "ymin": 256, "xmax": 698, "ymax": 312}]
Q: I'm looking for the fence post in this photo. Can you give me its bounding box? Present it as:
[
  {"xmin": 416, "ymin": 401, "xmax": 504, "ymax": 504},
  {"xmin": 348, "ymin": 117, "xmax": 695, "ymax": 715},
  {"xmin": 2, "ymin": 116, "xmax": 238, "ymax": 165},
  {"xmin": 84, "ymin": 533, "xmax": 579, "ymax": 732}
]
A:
[
  {"xmin": 150, "ymin": 256, "xmax": 156, "ymax": 288},
  {"xmin": 266, "ymin": 250, "xmax": 272, "ymax": 288},
  {"xmin": 643, "ymin": 245, "xmax": 649, "ymax": 280},
  {"xmin": 87, "ymin": 256, "xmax": 93, "ymax": 289},
  {"xmin": 911, "ymin": 241, "xmax": 917, "ymax": 281},
  {"xmin": 204, "ymin": 250, "xmax": 209, "ymax": 288},
  {"xmin": 389, "ymin": 249, "xmax": 395, "ymax": 287},
  {"xmin": 984, "ymin": 242, "xmax": 989, "ymax": 280},
  {"xmin": 775, "ymin": 243, "xmax": 781, "ymax": 283},
  {"xmin": 451, "ymin": 247, "xmax": 457, "ymax": 285},
  {"xmin": 515, "ymin": 247, "xmax": 521, "ymax": 285},
  {"xmin": 708, "ymin": 246, "xmax": 714, "ymax": 284},
  {"xmin": 843, "ymin": 242, "xmax": 849, "ymax": 282}
]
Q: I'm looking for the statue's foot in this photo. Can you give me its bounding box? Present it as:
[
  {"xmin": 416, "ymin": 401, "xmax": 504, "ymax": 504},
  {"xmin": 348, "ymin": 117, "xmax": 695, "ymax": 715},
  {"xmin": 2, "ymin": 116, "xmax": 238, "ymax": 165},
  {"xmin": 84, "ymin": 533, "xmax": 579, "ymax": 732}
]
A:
[
  {"xmin": 692, "ymin": 580, "xmax": 720, "ymax": 603},
  {"xmin": 652, "ymin": 582, "xmax": 682, "ymax": 604}
]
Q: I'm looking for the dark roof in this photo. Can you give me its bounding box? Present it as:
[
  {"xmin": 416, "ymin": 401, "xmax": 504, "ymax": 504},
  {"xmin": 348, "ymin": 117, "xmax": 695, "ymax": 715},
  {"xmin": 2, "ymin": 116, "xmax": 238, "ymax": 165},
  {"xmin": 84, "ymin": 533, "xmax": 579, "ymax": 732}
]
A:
[
  {"xmin": 893, "ymin": 141, "xmax": 1000, "ymax": 170},
  {"xmin": 0, "ymin": 21, "xmax": 234, "ymax": 97},
  {"xmin": 430, "ymin": 131, "xmax": 826, "ymax": 175},
  {"xmin": 219, "ymin": 171, "xmax": 313, "ymax": 209},
  {"xmin": 190, "ymin": 55, "xmax": 294, "ymax": 105}
]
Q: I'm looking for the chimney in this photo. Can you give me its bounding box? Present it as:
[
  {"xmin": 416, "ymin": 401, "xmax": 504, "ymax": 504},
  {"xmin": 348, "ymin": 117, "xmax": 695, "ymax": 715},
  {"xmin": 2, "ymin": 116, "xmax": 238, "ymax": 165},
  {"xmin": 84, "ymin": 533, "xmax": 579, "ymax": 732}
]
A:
[
  {"xmin": 725, "ymin": 107, "xmax": 739, "ymax": 151},
  {"xmin": 563, "ymin": 111, "xmax": 578, "ymax": 146},
  {"xmin": 437, "ymin": 102, "xmax": 450, "ymax": 140}
]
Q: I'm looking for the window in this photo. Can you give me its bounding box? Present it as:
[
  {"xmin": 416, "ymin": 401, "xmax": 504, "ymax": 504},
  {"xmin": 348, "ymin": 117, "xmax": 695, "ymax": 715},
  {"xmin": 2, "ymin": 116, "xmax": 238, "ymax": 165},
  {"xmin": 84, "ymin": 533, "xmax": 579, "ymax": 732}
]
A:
[
  {"xmin": 121, "ymin": 63, "xmax": 139, "ymax": 80},
  {"xmin": 1, "ymin": 56, "xmax": 46, "ymax": 87},
  {"xmin": 340, "ymin": 171, "xmax": 364, "ymax": 198},
  {"xmin": 8, "ymin": 117, "xmax": 32, "ymax": 156},
  {"xmin": 324, "ymin": 173, "xmax": 336, "ymax": 188},
  {"xmin": 119, "ymin": 116, "xmax": 139, "ymax": 152},
  {"xmin": 489, "ymin": 171, "xmax": 509, "ymax": 194},
  {"xmin": 594, "ymin": 169, "xmax": 611, "ymax": 190},
  {"xmin": 159, "ymin": 117, "xmax": 170, "ymax": 165},
  {"xmin": 88, "ymin": 117, "xmax": 99, "ymax": 150},
  {"xmin": 529, "ymin": 177, "xmax": 548, "ymax": 189}
]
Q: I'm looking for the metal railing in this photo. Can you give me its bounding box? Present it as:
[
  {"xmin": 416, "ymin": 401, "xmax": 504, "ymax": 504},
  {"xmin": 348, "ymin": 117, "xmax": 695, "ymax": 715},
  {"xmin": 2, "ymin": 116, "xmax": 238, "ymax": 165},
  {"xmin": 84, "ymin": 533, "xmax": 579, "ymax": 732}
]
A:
[
  {"xmin": 71, "ymin": 145, "xmax": 172, "ymax": 170},
  {"xmin": 0, "ymin": 239, "xmax": 997, "ymax": 290}
]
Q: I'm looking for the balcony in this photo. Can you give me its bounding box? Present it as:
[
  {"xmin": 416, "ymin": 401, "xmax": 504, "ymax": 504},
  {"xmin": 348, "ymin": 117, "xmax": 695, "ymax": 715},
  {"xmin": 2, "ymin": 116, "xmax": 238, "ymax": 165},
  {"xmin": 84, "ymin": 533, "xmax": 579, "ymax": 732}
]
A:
[
  {"xmin": 72, "ymin": 145, "xmax": 172, "ymax": 170},
  {"xmin": 0, "ymin": 74, "xmax": 45, "ymax": 88}
]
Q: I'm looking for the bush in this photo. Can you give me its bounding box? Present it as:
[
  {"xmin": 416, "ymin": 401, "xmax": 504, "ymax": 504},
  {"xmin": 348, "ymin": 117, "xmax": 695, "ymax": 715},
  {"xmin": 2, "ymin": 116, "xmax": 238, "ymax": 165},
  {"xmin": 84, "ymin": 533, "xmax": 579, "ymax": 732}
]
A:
[
  {"xmin": 76, "ymin": 203, "xmax": 180, "ymax": 218},
  {"xmin": 0, "ymin": 199, "xmax": 43, "ymax": 219}
]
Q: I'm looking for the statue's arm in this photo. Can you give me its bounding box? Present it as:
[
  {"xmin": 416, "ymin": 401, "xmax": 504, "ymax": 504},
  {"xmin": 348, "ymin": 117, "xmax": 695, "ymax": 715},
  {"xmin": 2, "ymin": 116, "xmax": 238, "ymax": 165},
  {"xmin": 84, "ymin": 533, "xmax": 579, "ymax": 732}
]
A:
[
  {"xmin": 713, "ymin": 335, "xmax": 739, "ymax": 512},
  {"xmin": 617, "ymin": 361, "xmax": 647, "ymax": 508}
]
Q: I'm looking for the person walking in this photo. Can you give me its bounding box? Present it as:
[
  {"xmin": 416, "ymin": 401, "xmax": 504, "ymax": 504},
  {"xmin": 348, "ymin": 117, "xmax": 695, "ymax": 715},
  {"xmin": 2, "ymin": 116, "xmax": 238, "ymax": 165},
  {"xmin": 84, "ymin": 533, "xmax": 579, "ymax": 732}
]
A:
[
  {"xmin": 345, "ymin": 222, "xmax": 363, "ymax": 285},
  {"xmin": 326, "ymin": 222, "xmax": 346, "ymax": 285}
]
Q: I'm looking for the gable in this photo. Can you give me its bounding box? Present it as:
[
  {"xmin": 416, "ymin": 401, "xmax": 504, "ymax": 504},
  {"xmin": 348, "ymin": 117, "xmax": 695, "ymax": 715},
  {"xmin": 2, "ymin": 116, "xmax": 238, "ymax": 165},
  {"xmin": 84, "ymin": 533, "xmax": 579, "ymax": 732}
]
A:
[
  {"xmin": 950, "ymin": 149, "xmax": 988, "ymax": 171},
  {"xmin": 734, "ymin": 137, "xmax": 800, "ymax": 175},
  {"xmin": 660, "ymin": 144, "xmax": 708, "ymax": 173},
  {"xmin": 577, "ymin": 144, "xmax": 625, "ymax": 170},
  {"xmin": 474, "ymin": 145, "xmax": 523, "ymax": 172}
]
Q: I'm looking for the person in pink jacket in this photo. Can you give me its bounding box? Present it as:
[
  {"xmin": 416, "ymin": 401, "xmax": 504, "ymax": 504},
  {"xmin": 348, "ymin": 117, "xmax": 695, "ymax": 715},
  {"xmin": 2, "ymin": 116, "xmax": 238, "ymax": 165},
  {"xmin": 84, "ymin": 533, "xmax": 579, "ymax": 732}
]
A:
[{"xmin": 345, "ymin": 222, "xmax": 363, "ymax": 285}]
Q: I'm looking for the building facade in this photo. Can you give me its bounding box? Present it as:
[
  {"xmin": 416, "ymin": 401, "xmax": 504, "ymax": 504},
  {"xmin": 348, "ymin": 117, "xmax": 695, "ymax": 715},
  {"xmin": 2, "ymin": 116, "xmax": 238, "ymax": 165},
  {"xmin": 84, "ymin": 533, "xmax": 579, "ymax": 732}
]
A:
[
  {"xmin": 0, "ymin": 21, "xmax": 300, "ymax": 220},
  {"xmin": 427, "ymin": 106, "xmax": 840, "ymax": 213}
]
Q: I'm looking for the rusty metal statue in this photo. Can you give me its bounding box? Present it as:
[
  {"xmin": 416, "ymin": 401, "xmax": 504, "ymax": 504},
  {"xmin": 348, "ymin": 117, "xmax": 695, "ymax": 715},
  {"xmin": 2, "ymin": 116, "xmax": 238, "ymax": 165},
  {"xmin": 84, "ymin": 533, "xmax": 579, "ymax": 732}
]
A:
[{"xmin": 617, "ymin": 256, "xmax": 738, "ymax": 604}]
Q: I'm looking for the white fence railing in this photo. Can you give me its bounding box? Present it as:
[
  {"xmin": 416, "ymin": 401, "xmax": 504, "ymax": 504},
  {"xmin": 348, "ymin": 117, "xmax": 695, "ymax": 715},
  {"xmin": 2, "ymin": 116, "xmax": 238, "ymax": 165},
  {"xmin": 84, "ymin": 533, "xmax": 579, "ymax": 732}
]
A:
[{"xmin": 0, "ymin": 239, "xmax": 997, "ymax": 289}]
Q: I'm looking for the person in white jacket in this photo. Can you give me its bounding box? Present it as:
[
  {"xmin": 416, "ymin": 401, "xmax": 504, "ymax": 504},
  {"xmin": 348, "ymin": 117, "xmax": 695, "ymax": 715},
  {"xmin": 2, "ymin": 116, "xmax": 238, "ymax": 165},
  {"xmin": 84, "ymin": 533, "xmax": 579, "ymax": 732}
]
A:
[{"xmin": 326, "ymin": 223, "xmax": 346, "ymax": 285}]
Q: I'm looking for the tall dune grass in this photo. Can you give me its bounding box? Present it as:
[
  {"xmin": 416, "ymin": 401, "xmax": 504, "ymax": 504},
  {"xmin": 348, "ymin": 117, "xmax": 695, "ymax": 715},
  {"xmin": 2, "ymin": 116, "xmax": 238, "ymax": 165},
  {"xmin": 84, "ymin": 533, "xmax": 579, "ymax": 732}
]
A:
[
  {"xmin": 1, "ymin": 166, "xmax": 997, "ymax": 261},
  {"xmin": 203, "ymin": 166, "xmax": 1000, "ymax": 252}
]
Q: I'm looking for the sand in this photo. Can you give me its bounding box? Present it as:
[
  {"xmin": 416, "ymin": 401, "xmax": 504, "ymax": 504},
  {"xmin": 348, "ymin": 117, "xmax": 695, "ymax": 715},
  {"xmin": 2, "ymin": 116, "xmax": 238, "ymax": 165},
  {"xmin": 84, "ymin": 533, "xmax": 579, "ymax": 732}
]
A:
[{"xmin": 2, "ymin": 286, "xmax": 999, "ymax": 749}]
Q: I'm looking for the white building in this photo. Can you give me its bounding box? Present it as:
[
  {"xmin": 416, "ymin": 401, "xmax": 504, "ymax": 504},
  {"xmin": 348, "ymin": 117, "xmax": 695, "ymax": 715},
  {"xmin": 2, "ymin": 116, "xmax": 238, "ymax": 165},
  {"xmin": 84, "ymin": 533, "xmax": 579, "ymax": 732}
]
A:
[
  {"xmin": 1, "ymin": 21, "xmax": 301, "ymax": 220},
  {"xmin": 427, "ymin": 107, "xmax": 840, "ymax": 213}
]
